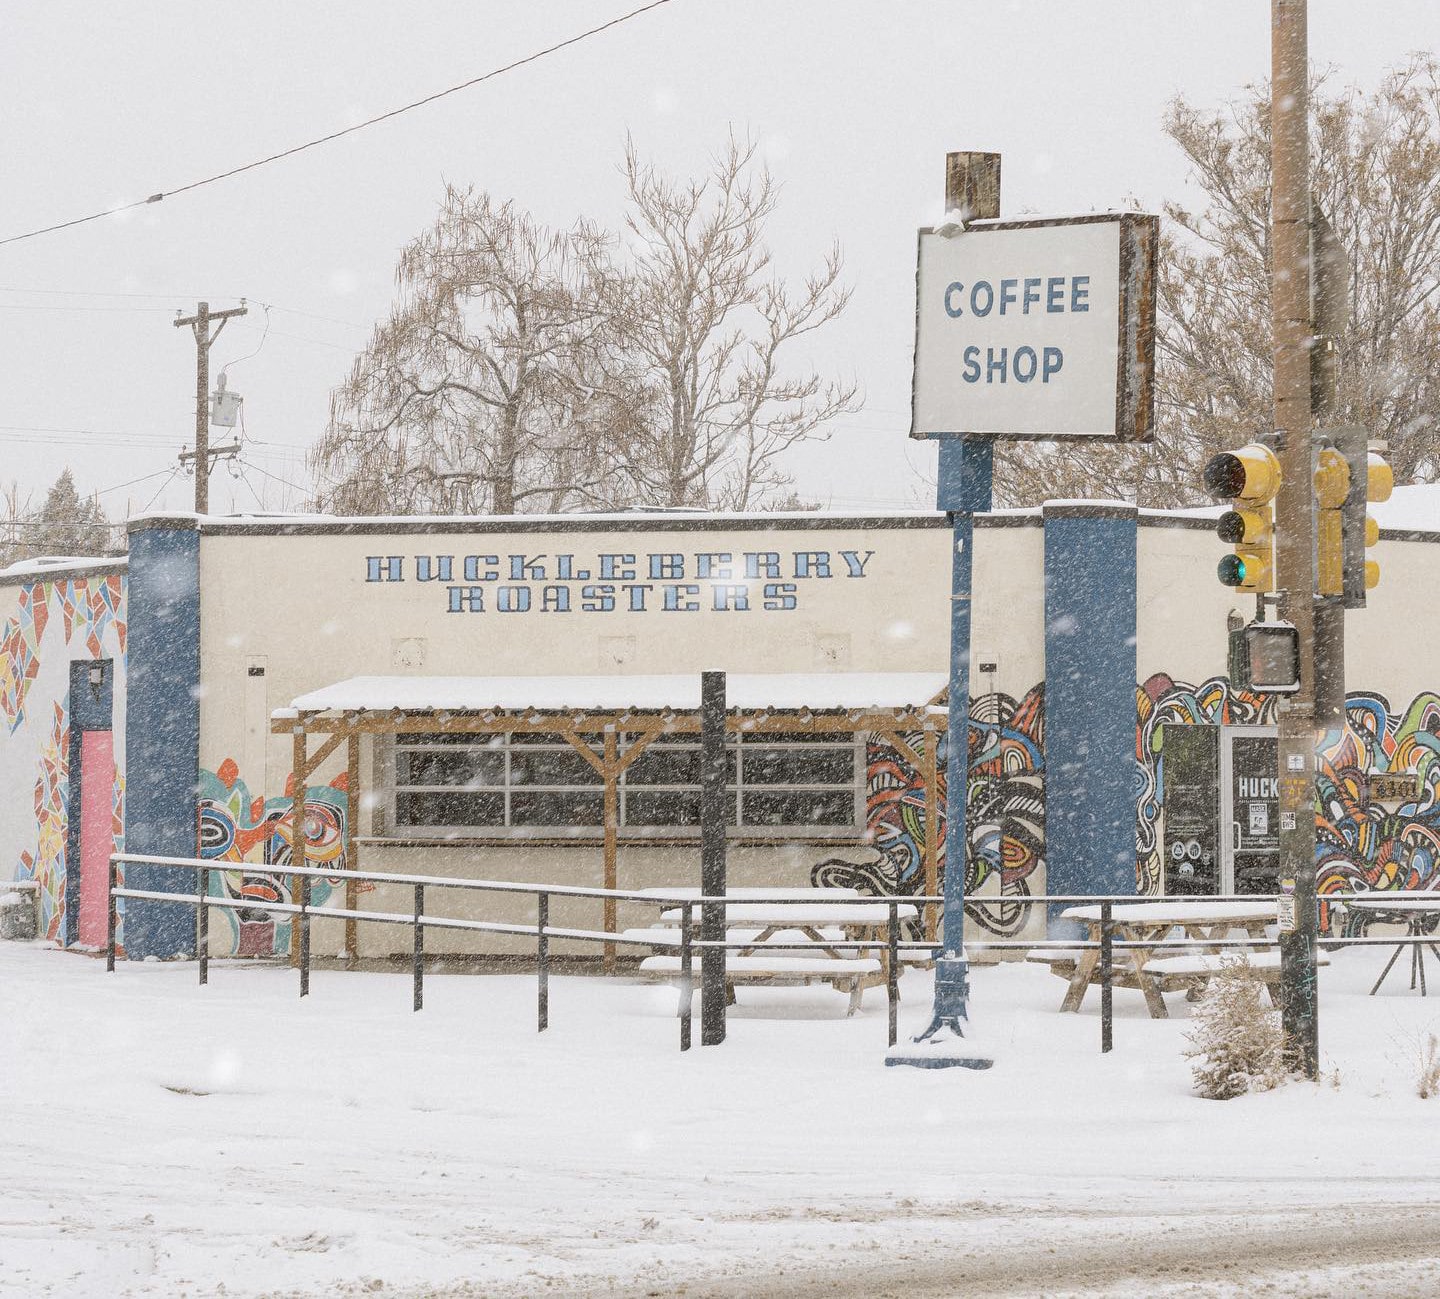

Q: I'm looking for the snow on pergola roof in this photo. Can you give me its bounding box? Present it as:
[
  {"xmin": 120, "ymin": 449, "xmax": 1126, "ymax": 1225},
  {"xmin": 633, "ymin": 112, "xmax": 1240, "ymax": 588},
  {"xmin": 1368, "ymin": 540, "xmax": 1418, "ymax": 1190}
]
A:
[{"xmin": 276, "ymin": 672, "xmax": 948, "ymax": 718}]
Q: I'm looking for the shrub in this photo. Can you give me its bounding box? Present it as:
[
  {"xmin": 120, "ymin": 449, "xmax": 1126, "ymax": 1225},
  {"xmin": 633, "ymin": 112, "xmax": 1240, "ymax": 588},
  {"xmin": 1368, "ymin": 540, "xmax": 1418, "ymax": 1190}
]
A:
[
  {"xmin": 1418, "ymin": 1034, "xmax": 1440, "ymax": 1100},
  {"xmin": 1183, "ymin": 957, "xmax": 1286, "ymax": 1099}
]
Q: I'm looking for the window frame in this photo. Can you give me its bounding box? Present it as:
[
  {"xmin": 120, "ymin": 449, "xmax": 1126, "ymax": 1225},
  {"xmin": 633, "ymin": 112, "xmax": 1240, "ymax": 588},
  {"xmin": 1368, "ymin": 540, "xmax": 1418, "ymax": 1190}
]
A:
[{"xmin": 387, "ymin": 728, "xmax": 867, "ymax": 841}]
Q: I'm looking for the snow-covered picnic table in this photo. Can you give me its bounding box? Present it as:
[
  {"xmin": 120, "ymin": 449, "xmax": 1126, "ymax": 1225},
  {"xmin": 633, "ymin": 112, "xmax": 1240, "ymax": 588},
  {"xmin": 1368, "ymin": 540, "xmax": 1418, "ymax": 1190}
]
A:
[
  {"xmin": 623, "ymin": 887, "xmax": 920, "ymax": 1015},
  {"xmin": 1045, "ymin": 900, "xmax": 1280, "ymax": 1019},
  {"xmin": 1332, "ymin": 894, "xmax": 1440, "ymax": 996}
]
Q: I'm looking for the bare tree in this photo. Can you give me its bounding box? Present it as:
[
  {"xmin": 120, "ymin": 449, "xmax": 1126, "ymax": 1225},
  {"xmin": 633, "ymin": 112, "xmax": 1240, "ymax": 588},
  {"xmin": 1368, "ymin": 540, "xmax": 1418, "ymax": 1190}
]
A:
[
  {"xmin": 996, "ymin": 58, "xmax": 1440, "ymax": 507},
  {"xmin": 604, "ymin": 134, "xmax": 860, "ymax": 510},
  {"xmin": 312, "ymin": 187, "xmax": 620, "ymax": 515}
]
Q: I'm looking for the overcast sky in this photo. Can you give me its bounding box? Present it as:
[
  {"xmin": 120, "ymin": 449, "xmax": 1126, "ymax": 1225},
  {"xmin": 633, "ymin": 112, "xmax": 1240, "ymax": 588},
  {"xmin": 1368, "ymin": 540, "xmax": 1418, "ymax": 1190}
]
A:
[{"xmin": 2, "ymin": 1, "xmax": 1436, "ymax": 520}]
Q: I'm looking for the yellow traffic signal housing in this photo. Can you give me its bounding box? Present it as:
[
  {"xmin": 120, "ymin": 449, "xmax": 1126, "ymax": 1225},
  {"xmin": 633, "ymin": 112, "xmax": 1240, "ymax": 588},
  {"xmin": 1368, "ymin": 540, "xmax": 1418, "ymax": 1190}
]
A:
[
  {"xmin": 1363, "ymin": 450, "xmax": 1393, "ymax": 593},
  {"xmin": 1203, "ymin": 444, "xmax": 1281, "ymax": 592},
  {"xmin": 1332, "ymin": 428, "xmax": 1392, "ymax": 606},
  {"xmin": 1314, "ymin": 445, "xmax": 1349, "ymax": 597}
]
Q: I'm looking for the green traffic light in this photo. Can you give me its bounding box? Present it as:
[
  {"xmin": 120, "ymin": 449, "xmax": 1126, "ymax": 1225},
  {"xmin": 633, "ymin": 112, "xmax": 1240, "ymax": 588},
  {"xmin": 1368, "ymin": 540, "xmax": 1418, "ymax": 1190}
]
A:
[{"xmin": 1217, "ymin": 555, "xmax": 1247, "ymax": 587}]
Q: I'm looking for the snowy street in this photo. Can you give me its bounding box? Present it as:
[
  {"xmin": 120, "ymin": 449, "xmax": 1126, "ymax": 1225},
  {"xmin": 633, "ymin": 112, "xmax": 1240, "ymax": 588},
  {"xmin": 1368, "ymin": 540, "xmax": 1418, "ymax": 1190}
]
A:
[{"xmin": 3, "ymin": 941, "xmax": 1439, "ymax": 1297}]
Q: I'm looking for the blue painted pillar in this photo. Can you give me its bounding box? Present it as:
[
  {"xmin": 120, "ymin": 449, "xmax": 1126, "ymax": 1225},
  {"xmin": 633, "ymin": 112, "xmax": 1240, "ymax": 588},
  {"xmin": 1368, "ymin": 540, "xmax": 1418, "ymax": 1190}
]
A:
[
  {"xmin": 905, "ymin": 436, "xmax": 993, "ymax": 1050},
  {"xmin": 122, "ymin": 518, "xmax": 202, "ymax": 958},
  {"xmin": 1042, "ymin": 503, "xmax": 1138, "ymax": 924}
]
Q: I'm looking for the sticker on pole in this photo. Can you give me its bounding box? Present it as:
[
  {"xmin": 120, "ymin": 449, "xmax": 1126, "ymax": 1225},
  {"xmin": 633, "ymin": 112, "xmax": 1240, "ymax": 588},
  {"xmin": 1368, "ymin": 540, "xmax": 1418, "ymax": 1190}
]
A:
[
  {"xmin": 1277, "ymin": 879, "xmax": 1297, "ymax": 934},
  {"xmin": 911, "ymin": 213, "xmax": 1157, "ymax": 441}
]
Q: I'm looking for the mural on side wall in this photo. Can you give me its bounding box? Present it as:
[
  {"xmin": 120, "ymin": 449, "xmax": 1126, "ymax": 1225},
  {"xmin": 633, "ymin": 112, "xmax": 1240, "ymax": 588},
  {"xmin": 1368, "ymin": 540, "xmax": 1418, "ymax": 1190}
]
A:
[
  {"xmin": 812, "ymin": 686, "xmax": 1046, "ymax": 937},
  {"xmin": 1138, "ymin": 673, "xmax": 1440, "ymax": 906},
  {"xmin": 1317, "ymin": 691, "xmax": 1440, "ymax": 913},
  {"xmin": 4, "ymin": 577, "xmax": 127, "ymax": 940},
  {"xmin": 198, "ymin": 758, "xmax": 352, "ymax": 956}
]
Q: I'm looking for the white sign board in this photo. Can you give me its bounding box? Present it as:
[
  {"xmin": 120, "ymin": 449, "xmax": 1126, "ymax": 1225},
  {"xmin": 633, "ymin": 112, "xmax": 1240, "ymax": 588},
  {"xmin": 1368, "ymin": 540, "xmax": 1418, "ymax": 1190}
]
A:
[{"xmin": 911, "ymin": 214, "xmax": 1156, "ymax": 441}]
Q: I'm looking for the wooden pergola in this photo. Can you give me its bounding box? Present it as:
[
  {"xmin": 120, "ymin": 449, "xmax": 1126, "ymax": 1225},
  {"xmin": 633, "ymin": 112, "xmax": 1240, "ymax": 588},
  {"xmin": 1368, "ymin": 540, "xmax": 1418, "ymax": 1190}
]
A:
[{"xmin": 270, "ymin": 673, "xmax": 948, "ymax": 964}]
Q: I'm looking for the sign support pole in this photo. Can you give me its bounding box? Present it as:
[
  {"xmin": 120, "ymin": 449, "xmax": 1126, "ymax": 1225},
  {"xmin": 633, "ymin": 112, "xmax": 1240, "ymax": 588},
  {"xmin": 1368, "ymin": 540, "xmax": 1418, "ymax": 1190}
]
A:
[
  {"xmin": 1271, "ymin": 0, "xmax": 1320, "ymax": 1079},
  {"xmin": 887, "ymin": 151, "xmax": 1001, "ymax": 1070}
]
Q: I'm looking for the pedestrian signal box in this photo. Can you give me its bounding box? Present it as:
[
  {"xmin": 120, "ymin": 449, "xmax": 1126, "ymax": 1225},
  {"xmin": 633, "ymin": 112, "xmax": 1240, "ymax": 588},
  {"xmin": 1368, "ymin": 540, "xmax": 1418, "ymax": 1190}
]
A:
[{"xmin": 1203, "ymin": 444, "xmax": 1282, "ymax": 591}]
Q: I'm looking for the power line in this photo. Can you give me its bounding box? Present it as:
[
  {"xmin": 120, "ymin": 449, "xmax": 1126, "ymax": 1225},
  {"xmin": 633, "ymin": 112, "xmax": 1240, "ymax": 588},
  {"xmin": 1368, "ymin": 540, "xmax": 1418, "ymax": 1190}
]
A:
[{"xmin": 0, "ymin": 0, "xmax": 678, "ymax": 250}]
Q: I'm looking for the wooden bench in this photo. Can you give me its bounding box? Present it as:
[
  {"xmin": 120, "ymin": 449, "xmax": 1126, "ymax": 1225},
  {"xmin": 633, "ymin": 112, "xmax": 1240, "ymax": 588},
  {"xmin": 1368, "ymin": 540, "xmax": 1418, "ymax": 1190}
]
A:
[
  {"xmin": 1141, "ymin": 950, "xmax": 1329, "ymax": 1004},
  {"xmin": 636, "ymin": 952, "xmax": 884, "ymax": 1015}
]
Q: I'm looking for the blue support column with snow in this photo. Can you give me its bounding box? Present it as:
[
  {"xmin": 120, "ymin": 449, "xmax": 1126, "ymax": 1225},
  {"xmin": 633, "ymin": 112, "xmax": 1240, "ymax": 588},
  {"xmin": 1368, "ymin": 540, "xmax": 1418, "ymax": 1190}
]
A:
[
  {"xmin": 887, "ymin": 436, "xmax": 994, "ymax": 1069},
  {"xmin": 121, "ymin": 517, "xmax": 202, "ymax": 958},
  {"xmin": 1042, "ymin": 503, "xmax": 1138, "ymax": 926}
]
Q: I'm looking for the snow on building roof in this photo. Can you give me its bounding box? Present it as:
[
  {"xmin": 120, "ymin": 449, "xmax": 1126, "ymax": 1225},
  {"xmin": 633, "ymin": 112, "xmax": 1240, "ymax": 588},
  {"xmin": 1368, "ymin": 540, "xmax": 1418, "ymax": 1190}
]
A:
[
  {"xmin": 278, "ymin": 673, "xmax": 949, "ymax": 717},
  {"xmin": 0, "ymin": 555, "xmax": 127, "ymax": 580}
]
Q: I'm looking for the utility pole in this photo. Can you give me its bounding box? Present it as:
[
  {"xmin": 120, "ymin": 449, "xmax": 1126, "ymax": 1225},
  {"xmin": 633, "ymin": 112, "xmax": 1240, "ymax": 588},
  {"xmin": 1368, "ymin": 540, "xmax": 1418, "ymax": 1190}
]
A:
[
  {"xmin": 1271, "ymin": 0, "xmax": 1320, "ymax": 1079},
  {"xmin": 174, "ymin": 300, "xmax": 247, "ymax": 513}
]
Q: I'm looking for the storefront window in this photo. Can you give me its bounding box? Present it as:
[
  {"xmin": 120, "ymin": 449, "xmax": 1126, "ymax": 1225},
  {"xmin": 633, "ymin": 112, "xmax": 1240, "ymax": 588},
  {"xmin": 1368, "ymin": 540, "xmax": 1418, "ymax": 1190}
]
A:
[{"xmin": 391, "ymin": 731, "xmax": 862, "ymax": 837}]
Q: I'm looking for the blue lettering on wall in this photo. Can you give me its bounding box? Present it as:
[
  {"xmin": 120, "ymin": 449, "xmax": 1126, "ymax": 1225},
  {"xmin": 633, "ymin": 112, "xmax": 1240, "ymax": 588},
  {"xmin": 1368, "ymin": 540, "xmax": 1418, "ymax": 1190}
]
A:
[
  {"xmin": 794, "ymin": 552, "xmax": 831, "ymax": 579},
  {"xmin": 367, "ymin": 556, "xmax": 404, "ymax": 582},
  {"xmin": 415, "ymin": 555, "xmax": 453, "ymax": 582},
  {"xmin": 447, "ymin": 586, "xmax": 485, "ymax": 613},
  {"xmin": 712, "ymin": 584, "xmax": 749, "ymax": 611},
  {"xmin": 380, "ymin": 550, "xmax": 878, "ymax": 613},
  {"xmin": 944, "ymin": 281, "xmax": 965, "ymax": 317},
  {"xmin": 695, "ymin": 552, "xmax": 733, "ymax": 579},
  {"xmin": 510, "ymin": 554, "xmax": 547, "ymax": 581}
]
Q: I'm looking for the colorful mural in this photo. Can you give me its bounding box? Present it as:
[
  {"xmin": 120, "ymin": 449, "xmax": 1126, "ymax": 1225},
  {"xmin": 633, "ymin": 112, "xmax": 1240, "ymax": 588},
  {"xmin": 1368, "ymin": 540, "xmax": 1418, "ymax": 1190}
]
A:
[
  {"xmin": 1317, "ymin": 692, "xmax": 1440, "ymax": 909},
  {"xmin": 1, "ymin": 576, "xmax": 125, "ymax": 734},
  {"xmin": 198, "ymin": 758, "xmax": 352, "ymax": 956},
  {"xmin": 1138, "ymin": 673, "xmax": 1440, "ymax": 904},
  {"xmin": 6, "ymin": 576, "xmax": 127, "ymax": 941},
  {"xmin": 813, "ymin": 686, "xmax": 1046, "ymax": 937}
]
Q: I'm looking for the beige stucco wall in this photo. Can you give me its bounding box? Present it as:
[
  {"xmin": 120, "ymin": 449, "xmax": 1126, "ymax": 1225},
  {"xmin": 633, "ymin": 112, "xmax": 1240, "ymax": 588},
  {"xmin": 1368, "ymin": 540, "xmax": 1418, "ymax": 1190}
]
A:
[
  {"xmin": 971, "ymin": 518, "xmax": 1046, "ymax": 700},
  {"xmin": 194, "ymin": 516, "xmax": 954, "ymax": 956},
  {"xmin": 197, "ymin": 518, "xmax": 954, "ymax": 792},
  {"xmin": 1136, "ymin": 520, "xmax": 1238, "ymax": 685}
]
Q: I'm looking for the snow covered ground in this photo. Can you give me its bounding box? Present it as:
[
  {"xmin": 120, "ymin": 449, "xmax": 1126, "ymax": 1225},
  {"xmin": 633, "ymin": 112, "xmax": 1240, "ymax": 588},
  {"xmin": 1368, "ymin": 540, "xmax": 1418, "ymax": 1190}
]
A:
[{"xmin": 3, "ymin": 940, "xmax": 1440, "ymax": 1298}]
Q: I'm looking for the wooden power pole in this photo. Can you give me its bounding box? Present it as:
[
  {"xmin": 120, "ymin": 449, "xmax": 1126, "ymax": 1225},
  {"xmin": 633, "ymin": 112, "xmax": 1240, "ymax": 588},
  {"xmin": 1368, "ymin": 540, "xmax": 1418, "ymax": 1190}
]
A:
[
  {"xmin": 174, "ymin": 300, "xmax": 247, "ymax": 513},
  {"xmin": 1271, "ymin": 0, "xmax": 1320, "ymax": 1078}
]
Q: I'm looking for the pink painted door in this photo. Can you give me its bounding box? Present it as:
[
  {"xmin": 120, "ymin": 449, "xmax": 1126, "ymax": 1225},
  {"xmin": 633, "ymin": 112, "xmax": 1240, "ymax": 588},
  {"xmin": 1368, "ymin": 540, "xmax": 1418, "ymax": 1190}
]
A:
[{"xmin": 77, "ymin": 730, "xmax": 114, "ymax": 948}]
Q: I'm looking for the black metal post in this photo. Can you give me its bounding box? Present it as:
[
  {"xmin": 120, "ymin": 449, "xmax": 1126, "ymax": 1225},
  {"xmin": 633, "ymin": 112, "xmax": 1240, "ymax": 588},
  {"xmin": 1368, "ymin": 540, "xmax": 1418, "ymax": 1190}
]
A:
[
  {"xmin": 679, "ymin": 902, "xmax": 694, "ymax": 1052},
  {"xmin": 413, "ymin": 883, "xmax": 424, "ymax": 1012},
  {"xmin": 887, "ymin": 900, "xmax": 900, "ymax": 1048},
  {"xmin": 537, "ymin": 891, "xmax": 549, "ymax": 1032},
  {"xmin": 105, "ymin": 856, "xmax": 117, "ymax": 972},
  {"xmin": 198, "ymin": 864, "xmax": 209, "ymax": 986},
  {"xmin": 700, "ymin": 670, "xmax": 727, "ymax": 1046},
  {"xmin": 1100, "ymin": 900, "xmax": 1114, "ymax": 1054},
  {"xmin": 299, "ymin": 873, "xmax": 312, "ymax": 998}
]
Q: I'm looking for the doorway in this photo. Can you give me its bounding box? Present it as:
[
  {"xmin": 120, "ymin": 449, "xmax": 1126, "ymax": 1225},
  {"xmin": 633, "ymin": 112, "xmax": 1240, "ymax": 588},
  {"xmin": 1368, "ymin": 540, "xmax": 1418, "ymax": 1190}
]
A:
[
  {"xmin": 65, "ymin": 659, "xmax": 115, "ymax": 948},
  {"xmin": 1160, "ymin": 723, "xmax": 1279, "ymax": 895}
]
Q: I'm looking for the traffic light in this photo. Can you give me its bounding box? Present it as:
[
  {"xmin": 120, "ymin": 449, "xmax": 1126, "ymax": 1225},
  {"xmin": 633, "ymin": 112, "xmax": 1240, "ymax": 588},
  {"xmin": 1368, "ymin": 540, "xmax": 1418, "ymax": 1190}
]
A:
[
  {"xmin": 1358, "ymin": 448, "xmax": 1393, "ymax": 594},
  {"xmin": 1313, "ymin": 444, "xmax": 1349, "ymax": 597},
  {"xmin": 1333, "ymin": 427, "xmax": 1393, "ymax": 606},
  {"xmin": 1203, "ymin": 444, "xmax": 1282, "ymax": 591}
]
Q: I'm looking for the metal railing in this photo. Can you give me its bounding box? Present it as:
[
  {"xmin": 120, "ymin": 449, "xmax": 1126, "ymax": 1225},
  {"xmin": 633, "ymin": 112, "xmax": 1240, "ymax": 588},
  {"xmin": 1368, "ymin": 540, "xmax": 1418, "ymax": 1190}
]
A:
[{"xmin": 105, "ymin": 853, "xmax": 1437, "ymax": 1055}]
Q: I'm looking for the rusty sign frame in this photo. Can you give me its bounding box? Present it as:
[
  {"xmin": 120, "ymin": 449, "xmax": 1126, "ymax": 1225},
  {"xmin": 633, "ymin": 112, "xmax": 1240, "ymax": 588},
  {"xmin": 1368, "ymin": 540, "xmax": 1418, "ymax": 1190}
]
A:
[{"xmin": 910, "ymin": 211, "xmax": 1158, "ymax": 443}]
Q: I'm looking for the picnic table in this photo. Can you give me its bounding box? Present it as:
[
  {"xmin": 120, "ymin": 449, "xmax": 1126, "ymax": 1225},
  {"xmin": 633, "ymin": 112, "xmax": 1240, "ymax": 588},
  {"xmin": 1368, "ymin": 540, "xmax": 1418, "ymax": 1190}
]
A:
[
  {"xmin": 1335, "ymin": 894, "xmax": 1440, "ymax": 996},
  {"xmin": 623, "ymin": 887, "xmax": 919, "ymax": 1015},
  {"xmin": 1046, "ymin": 900, "xmax": 1279, "ymax": 1019}
]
